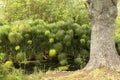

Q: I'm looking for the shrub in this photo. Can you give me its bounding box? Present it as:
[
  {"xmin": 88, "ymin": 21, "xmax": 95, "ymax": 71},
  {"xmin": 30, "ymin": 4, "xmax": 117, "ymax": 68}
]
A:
[{"xmin": 0, "ymin": 20, "xmax": 91, "ymax": 71}]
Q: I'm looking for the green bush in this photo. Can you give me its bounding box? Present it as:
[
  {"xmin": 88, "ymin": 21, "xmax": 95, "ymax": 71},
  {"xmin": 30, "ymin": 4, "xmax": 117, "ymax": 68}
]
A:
[
  {"xmin": 0, "ymin": 20, "xmax": 91, "ymax": 71},
  {"xmin": 1, "ymin": 0, "xmax": 89, "ymax": 25}
]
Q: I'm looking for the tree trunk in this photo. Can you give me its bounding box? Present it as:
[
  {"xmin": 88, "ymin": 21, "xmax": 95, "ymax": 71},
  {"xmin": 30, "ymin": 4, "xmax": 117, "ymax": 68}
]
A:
[{"xmin": 84, "ymin": 0, "xmax": 120, "ymax": 71}]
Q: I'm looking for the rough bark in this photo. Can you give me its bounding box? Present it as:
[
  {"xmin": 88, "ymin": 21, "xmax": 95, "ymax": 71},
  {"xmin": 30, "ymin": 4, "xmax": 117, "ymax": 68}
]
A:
[{"xmin": 84, "ymin": 0, "xmax": 120, "ymax": 71}]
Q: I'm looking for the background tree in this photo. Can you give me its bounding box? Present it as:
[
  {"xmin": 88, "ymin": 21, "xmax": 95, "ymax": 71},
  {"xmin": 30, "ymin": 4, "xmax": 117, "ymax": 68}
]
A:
[
  {"xmin": 84, "ymin": 0, "xmax": 120, "ymax": 71},
  {"xmin": 1, "ymin": 0, "xmax": 89, "ymax": 24}
]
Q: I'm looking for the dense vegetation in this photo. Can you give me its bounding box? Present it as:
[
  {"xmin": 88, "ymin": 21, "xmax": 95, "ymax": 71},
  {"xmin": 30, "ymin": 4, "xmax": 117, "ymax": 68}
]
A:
[
  {"xmin": 0, "ymin": 20, "xmax": 91, "ymax": 71},
  {"xmin": 0, "ymin": 0, "xmax": 120, "ymax": 80},
  {"xmin": 0, "ymin": 0, "xmax": 89, "ymax": 24}
]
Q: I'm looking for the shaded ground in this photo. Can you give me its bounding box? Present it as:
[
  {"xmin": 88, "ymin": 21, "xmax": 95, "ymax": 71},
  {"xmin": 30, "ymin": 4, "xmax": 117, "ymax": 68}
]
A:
[{"xmin": 41, "ymin": 68, "xmax": 120, "ymax": 80}]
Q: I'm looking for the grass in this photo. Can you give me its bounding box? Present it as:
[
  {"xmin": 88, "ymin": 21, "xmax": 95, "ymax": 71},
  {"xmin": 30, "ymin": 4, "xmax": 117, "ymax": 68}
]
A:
[
  {"xmin": 1, "ymin": 63, "xmax": 120, "ymax": 80},
  {"xmin": 42, "ymin": 68, "xmax": 120, "ymax": 80},
  {"xmin": 0, "ymin": 65, "xmax": 44, "ymax": 80}
]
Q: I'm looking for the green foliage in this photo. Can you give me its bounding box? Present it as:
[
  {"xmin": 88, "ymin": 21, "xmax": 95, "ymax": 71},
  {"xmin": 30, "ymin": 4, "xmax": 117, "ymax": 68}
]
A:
[
  {"xmin": 0, "ymin": 53, "xmax": 6, "ymax": 61},
  {"xmin": 80, "ymin": 39, "xmax": 86, "ymax": 46},
  {"xmin": 3, "ymin": 61, "xmax": 13, "ymax": 69},
  {"xmin": 80, "ymin": 49, "xmax": 89, "ymax": 57},
  {"xmin": 63, "ymin": 35, "xmax": 72, "ymax": 42},
  {"xmin": 53, "ymin": 43, "xmax": 63, "ymax": 52},
  {"xmin": 55, "ymin": 65, "xmax": 69, "ymax": 71},
  {"xmin": 55, "ymin": 30, "xmax": 65, "ymax": 40},
  {"xmin": 75, "ymin": 27, "xmax": 83, "ymax": 36},
  {"xmin": 66, "ymin": 29, "xmax": 74, "ymax": 38},
  {"xmin": 0, "ymin": 1, "xmax": 91, "ymax": 71},
  {"xmin": 1, "ymin": 0, "xmax": 89, "ymax": 24},
  {"xmin": 45, "ymin": 30, "xmax": 50, "ymax": 36},
  {"xmin": 8, "ymin": 32, "xmax": 23, "ymax": 44},
  {"xmin": 0, "ymin": 64, "xmax": 26, "ymax": 80},
  {"xmin": 74, "ymin": 57, "xmax": 82, "ymax": 65},
  {"xmin": 18, "ymin": 24, "xmax": 31, "ymax": 32},
  {"xmin": 58, "ymin": 53, "xmax": 67, "ymax": 61},
  {"xmin": 58, "ymin": 53, "xmax": 68, "ymax": 66},
  {"xmin": 0, "ymin": 64, "xmax": 7, "ymax": 80},
  {"xmin": 0, "ymin": 20, "xmax": 91, "ymax": 71},
  {"xmin": 59, "ymin": 59, "xmax": 68, "ymax": 66},
  {"xmin": 16, "ymin": 52, "xmax": 27, "ymax": 62},
  {"xmin": 27, "ymin": 40, "xmax": 32, "ymax": 44}
]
